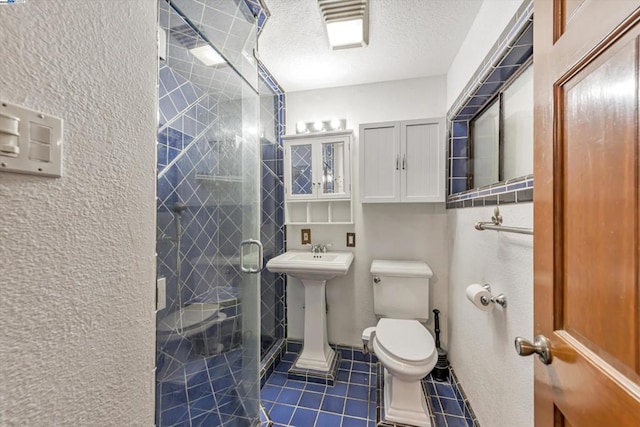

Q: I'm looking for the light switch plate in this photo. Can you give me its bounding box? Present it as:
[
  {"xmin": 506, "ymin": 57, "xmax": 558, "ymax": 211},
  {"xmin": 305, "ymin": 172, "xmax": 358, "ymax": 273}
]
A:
[
  {"xmin": 346, "ymin": 232, "xmax": 356, "ymax": 247},
  {"xmin": 301, "ymin": 228, "xmax": 311, "ymax": 244},
  {"xmin": 0, "ymin": 101, "xmax": 63, "ymax": 177}
]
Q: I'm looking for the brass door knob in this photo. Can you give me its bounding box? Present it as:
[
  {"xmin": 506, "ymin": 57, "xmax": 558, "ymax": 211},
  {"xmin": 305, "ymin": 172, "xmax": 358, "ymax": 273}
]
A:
[{"xmin": 515, "ymin": 335, "xmax": 552, "ymax": 365}]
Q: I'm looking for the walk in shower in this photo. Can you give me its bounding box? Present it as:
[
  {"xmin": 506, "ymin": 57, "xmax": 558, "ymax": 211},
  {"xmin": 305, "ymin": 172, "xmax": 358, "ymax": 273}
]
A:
[{"xmin": 155, "ymin": 0, "xmax": 263, "ymax": 425}]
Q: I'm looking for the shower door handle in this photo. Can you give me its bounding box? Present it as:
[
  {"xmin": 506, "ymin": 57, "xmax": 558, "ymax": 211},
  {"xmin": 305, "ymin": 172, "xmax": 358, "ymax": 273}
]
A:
[{"xmin": 240, "ymin": 239, "xmax": 263, "ymax": 274}]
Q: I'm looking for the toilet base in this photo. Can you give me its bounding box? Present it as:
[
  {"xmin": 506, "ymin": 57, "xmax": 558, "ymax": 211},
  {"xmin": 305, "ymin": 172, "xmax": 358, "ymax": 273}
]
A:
[{"xmin": 383, "ymin": 369, "xmax": 431, "ymax": 427}]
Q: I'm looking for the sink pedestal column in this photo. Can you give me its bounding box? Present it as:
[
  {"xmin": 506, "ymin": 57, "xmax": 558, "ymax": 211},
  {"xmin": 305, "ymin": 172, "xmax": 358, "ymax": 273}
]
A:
[{"xmin": 294, "ymin": 279, "xmax": 336, "ymax": 372}]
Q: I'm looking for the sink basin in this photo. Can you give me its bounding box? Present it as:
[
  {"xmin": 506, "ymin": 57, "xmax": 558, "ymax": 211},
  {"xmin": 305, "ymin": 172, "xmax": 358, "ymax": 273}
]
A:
[
  {"xmin": 266, "ymin": 250, "xmax": 355, "ymax": 373},
  {"xmin": 266, "ymin": 250, "xmax": 354, "ymax": 281}
]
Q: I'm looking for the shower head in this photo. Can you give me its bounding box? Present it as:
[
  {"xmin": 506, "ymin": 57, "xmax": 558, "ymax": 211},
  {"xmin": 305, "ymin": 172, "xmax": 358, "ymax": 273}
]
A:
[{"xmin": 172, "ymin": 202, "xmax": 188, "ymax": 216}]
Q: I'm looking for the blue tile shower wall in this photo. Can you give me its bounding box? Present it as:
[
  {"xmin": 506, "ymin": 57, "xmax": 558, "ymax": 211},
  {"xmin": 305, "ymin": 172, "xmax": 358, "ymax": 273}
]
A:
[
  {"xmin": 446, "ymin": 1, "xmax": 534, "ymax": 208},
  {"xmin": 157, "ymin": 2, "xmax": 257, "ymax": 423},
  {"xmin": 156, "ymin": 1, "xmax": 287, "ymax": 425},
  {"xmin": 258, "ymin": 59, "xmax": 287, "ymax": 358},
  {"xmin": 157, "ymin": 57, "xmax": 255, "ymax": 425}
]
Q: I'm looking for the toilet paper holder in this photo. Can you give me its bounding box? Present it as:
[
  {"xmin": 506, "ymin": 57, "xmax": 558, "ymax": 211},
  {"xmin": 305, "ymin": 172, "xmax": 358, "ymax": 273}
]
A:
[{"xmin": 480, "ymin": 284, "xmax": 507, "ymax": 308}]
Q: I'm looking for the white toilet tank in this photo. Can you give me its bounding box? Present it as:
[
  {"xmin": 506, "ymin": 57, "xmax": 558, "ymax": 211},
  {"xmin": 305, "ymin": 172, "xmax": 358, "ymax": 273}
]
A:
[{"xmin": 371, "ymin": 260, "xmax": 433, "ymax": 321}]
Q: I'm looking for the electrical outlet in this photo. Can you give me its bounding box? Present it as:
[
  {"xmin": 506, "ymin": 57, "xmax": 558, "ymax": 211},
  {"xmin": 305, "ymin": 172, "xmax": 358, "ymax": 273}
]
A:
[
  {"xmin": 346, "ymin": 232, "xmax": 356, "ymax": 247},
  {"xmin": 301, "ymin": 228, "xmax": 311, "ymax": 244}
]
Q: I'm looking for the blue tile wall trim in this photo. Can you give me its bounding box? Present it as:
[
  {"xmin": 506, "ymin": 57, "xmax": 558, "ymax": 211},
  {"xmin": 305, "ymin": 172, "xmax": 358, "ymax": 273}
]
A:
[
  {"xmin": 448, "ymin": 367, "xmax": 480, "ymax": 427},
  {"xmin": 446, "ymin": 0, "xmax": 534, "ymax": 209},
  {"xmin": 257, "ymin": 56, "xmax": 287, "ymax": 359},
  {"xmin": 243, "ymin": 0, "xmax": 271, "ymax": 34},
  {"xmin": 446, "ymin": 175, "xmax": 533, "ymax": 209}
]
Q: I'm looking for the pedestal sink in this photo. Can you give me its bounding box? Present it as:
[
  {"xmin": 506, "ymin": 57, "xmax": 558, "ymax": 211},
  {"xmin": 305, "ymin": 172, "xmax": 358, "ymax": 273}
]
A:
[{"xmin": 266, "ymin": 251, "xmax": 354, "ymax": 372}]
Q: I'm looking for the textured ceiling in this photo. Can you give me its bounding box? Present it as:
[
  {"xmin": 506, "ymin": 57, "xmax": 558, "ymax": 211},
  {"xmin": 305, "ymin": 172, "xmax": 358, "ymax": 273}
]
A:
[{"xmin": 258, "ymin": 0, "xmax": 483, "ymax": 92}]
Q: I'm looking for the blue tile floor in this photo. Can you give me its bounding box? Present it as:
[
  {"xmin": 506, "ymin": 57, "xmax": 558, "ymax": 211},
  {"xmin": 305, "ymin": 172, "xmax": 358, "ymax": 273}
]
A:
[
  {"xmin": 424, "ymin": 377, "xmax": 474, "ymax": 427},
  {"xmin": 261, "ymin": 351, "xmax": 376, "ymax": 426},
  {"xmin": 261, "ymin": 350, "xmax": 474, "ymax": 427}
]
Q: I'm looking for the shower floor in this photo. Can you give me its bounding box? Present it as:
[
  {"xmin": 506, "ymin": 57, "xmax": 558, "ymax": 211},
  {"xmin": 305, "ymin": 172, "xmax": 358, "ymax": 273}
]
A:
[{"xmin": 157, "ymin": 347, "xmax": 256, "ymax": 427}]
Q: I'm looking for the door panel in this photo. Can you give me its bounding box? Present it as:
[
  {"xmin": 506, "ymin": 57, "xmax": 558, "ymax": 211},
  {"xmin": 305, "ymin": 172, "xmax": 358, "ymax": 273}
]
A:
[
  {"xmin": 554, "ymin": 0, "xmax": 587, "ymax": 40},
  {"xmin": 360, "ymin": 122, "xmax": 400, "ymax": 202},
  {"xmin": 401, "ymin": 119, "xmax": 443, "ymax": 202},
  {"xmin": 534, "ymin": 0, "xmax": 640, "ymax": 426},
  {"xmin": 562, "ymin": 34, "xmax": 639, "ymax": 372}
]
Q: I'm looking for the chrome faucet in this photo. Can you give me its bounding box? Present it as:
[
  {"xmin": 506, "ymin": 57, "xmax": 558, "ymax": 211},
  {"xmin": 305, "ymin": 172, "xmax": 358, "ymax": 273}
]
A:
[{"xmin": 310, "ymin": 243, "xmax": 332, "ymax": 253}]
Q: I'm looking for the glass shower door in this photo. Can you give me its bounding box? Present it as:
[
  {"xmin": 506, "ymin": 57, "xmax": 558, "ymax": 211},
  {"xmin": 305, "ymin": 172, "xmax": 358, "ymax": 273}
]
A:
[
  {"xmin": 156, "ymin": 0, "xmax": 261, "ymax": 425},
  {"xmin": 235, "ymin": 81, "xmax": 262, "ymax": 425}
]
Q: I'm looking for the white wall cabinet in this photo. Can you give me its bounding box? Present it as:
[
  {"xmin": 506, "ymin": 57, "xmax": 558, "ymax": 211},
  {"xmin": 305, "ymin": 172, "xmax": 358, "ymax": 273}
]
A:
[
  {"xmin": 359, "ymin": 118, "xmax": 445, "ymax": 203},
  {"xmin": 283, "ymin": 130, "xmax": 353, "ymax": 224}
]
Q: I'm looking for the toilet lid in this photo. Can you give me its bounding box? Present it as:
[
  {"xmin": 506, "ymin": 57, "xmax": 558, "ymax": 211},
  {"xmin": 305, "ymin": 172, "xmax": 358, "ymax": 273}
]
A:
[{"xmin": 376, "ymin": 318, "xmax": 435, "ymax": 363}]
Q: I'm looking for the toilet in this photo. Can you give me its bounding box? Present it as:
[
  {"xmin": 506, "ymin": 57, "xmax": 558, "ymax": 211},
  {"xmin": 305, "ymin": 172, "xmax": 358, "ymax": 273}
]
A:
[{"xmin": 362, "ymin": 260, "xmax": 437, "ymax": 427}]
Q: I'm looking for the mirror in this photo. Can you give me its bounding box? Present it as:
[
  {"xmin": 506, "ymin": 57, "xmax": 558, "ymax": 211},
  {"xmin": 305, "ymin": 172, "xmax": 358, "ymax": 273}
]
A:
[
  {"xmin": 471, "ymin": 101, "xmax": 500, "ymax": 187},
  {"xmin": 291, "ymin": 144, "xmax": 312, "ymax": 195},
  {"xmin": 320, "ymin": 142, "xmax": 345, "ymax": 196},
  {"xmin": 470, "ymin": 64, "xmax": 533, "ymax": 189},
  {"xmin": 502, "ymin": 65, "xmax": 533, "ymax": 180}
]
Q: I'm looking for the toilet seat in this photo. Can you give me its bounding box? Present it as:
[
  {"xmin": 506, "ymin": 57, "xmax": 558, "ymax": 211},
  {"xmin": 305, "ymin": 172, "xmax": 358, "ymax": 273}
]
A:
[{"xmin": 375, "ymin": 318, "xmax": 435, "ymax": 364}]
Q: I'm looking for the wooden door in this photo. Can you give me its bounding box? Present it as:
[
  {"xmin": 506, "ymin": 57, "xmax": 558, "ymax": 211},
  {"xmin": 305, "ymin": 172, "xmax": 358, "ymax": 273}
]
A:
[{"xmin": 534, "ymin": 1, "xmax": 640, "ymax": 426}]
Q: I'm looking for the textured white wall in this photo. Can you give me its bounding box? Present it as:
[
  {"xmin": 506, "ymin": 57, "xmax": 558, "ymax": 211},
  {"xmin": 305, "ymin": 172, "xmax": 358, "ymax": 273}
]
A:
[
  {"xmin": 284, "ymin": 77, "xmax": 449, "ymax": 347},
  {"xmin": 446, "ymin": 3, "xmax": 534, "ymax": 425},
  {"xmin": 0, "ymin": 1, "xmax": 157, "ymax": 426},
  {"xmin": 446, "ymin": 0, "xmax": 526, "ymax": 110},
  {"xmin": 447, "ymin": 204, "xmax": 533, "ymax": 426},
  {"xmin": 447, "ymin": 0, "xmax": 533, "ymax": 427}
]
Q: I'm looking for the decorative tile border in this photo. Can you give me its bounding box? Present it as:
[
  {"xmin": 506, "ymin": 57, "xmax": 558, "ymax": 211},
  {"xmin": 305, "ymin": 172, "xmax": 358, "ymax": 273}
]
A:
[
  {"xmin": 449, "ymin": 367, "xmax": 480, "ymax": 427},
  {"xmin": 260, "ymin": 337, "xmax": 287, "ymax": 388},
  {"xmin": 258, "ymin": 59, "xmax": 286, "ymax": 145},
  {"xmin": 446, "ymin": 0, "xmax": 534, "ymax": 208},
  {"xmin": 447, "ymin": 0, "xmax": 534, "ymax": 121},
  {"xmin": 246, "ymin": 0, "xmax": 288, "ymax": 363},
  {"xmin": 446, "ymin": 174, "xmax": 533, "ymax": 209},
  {"xmin": 243, "ymin": 0, "xmax": 271, "ymax": 34}
]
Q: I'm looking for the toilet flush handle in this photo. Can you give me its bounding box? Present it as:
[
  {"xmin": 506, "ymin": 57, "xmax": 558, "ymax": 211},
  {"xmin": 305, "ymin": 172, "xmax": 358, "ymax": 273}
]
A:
[{"xmin": 373, "ymin": 276, "xmax": 381, "ymax": 284}]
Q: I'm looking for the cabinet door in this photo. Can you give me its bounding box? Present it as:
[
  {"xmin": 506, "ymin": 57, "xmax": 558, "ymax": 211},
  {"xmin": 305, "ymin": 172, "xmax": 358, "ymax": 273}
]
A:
[
  {"xmin": 285, "ymin": 141, "xmax": 315, "ymax": 200},
  {"xmin": 400, "ymin": 118, "xmax": 445, "ymax": 202},
  {"xmin": 317, "ymin": 137, "xmax": 351, "ymax": 199},
  {"xmin": 360, "ymin": 122, "xmax": 400, "ymax": 202}
]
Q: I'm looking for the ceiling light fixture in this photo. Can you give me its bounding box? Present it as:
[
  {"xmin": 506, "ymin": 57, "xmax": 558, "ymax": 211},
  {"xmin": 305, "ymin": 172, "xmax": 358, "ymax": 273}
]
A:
[
  {"xmin": 318, "ymin": 0, "xmax": 369, "ymax": 50},
  {"xmin": 190, "ymin": 45, "xmax": 225, "ymax": 66},
  {"xmin": 295, "ymin": 119, "xmax": 347, "ymax": 134}
]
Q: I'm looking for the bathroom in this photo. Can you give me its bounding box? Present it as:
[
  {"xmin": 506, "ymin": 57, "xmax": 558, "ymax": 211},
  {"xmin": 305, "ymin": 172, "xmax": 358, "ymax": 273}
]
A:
[{"xmin": 1, "ymin": 1, "xmax": 637, "ymax": 427}]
